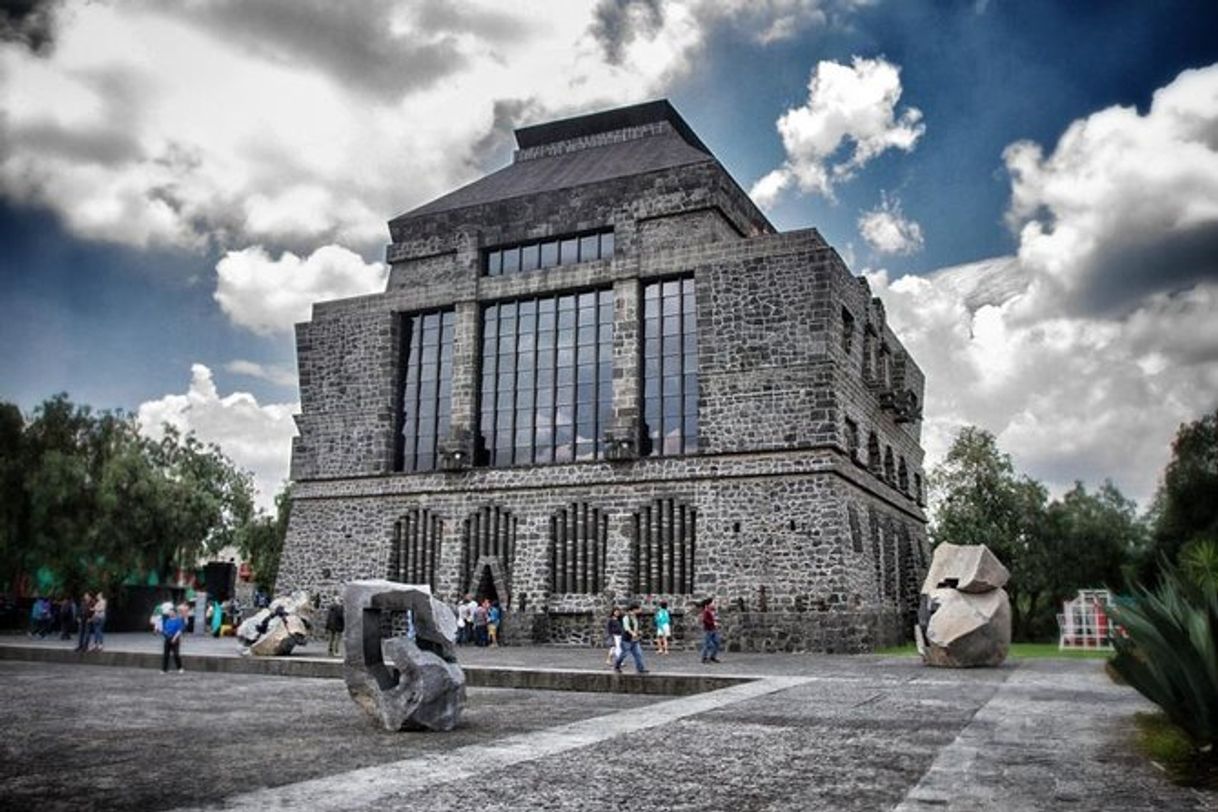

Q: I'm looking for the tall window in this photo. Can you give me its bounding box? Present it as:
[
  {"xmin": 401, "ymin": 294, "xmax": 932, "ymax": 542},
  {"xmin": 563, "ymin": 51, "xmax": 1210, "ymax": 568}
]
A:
[
  {"xmin": 841, "ymin": 307, "xmax": 855, "ymax": 356},
  {"xmin": 480, "ymin": 290, "xmax": 613, "ymax": 466},
  {"xmin": 397, "ymin": 309, "xmax": 454, "ymax": 472},
  {"xmin": 643, "ymin": 277, "xmax": 698, "ymax": 456}
]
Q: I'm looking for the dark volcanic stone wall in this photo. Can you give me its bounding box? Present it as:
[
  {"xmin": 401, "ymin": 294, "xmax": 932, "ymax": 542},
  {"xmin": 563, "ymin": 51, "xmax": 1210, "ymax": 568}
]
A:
[{"xmin": 280, "ymin": 121, "xmax": 928, "ymax": 652}]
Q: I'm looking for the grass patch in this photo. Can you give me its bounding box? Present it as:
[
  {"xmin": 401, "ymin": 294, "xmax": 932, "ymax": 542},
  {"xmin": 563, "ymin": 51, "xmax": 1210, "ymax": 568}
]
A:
[
  {"xmin": 873, "ymin": 642, "xmax": 1112, "ymax": 660},
  {"xmin": 1133, "ymin": 712, "xmax": 1218, "ymax": 789}
]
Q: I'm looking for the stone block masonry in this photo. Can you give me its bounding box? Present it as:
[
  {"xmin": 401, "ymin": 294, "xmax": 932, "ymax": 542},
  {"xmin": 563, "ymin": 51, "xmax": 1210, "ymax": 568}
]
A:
[{"xmin": 280, "ymin": 100, "xmax": 929, "ymax": 652}]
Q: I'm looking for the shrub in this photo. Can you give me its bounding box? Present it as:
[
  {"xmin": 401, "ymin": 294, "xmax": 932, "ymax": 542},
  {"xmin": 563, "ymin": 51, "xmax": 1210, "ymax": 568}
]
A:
[
  {"xmin": 1181, "ymin": 538, "xmax": 1218, "ymax": 592},
  {"xmin": 1109, "ymin": 566, "xmax": 1217, "ymax": 766}
]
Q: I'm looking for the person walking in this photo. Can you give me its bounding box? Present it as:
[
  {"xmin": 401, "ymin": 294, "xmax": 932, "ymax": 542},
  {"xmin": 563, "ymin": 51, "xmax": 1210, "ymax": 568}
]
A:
[
  {"xmin": 161, "ymin": 606, "xmax": 185, "ymax": 673},
  {"xmin": 700, "ymin": 596, "xmax": 721, "ymax": 664},
  {"xmin": 75, "ymin": 592, "xmax": 93, "ymax": 652},
  {"xmin": 613, "ymin": 603, "xmax": 648, "ymax": 674},
  {"xmin": 654, "ymin": 600, "xmax": 671, "ymax": 655},
  {"xmin": 325, "ymin": 597, "xmax": 345, "ymax": 657},
  {"xmin": 88, "ymin": 592, "xmax": 107, "ymax": 652},
  {"xmin": 604, "ymin": 606, "xmax": 623, "ymax": 667}
]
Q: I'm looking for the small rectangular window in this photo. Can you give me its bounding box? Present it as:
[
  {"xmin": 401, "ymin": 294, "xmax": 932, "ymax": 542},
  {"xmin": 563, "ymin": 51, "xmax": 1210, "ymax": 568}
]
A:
[
  {"xmin": 600, "ymin": 232, "xmax": 615, "ymax": 258},
  {"xmin": 487, "ymin": 250, "xmax": 502, "ymax": 276},
  {"xmin": 580, "ymin": 234, "xmax": 599, "ymax": 261},
  {"xmin": 502, "ymin": 247, "xmax": 520, "ymax": 274},
  {"xmin": 559, "ymin": 238, "xmax": 579, "ymax": 264},
  {"xmin": 540, "ymin": 240, "xmax": 559, "ymax": 268},
  {"xmin": 521, "ymin": 243, "xmax": 540, "ymax": 272}
]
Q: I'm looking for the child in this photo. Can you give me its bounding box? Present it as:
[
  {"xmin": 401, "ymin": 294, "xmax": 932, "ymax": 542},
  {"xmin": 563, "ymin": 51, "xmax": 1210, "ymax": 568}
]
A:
[{"xmin": 654, "ymin": 600, "xmax": 671, "ymax": 654}]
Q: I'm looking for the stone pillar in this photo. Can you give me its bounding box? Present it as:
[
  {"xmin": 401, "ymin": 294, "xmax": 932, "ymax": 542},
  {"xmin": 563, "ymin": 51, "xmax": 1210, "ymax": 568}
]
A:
[{"xmin": 607, "ymin": 277, "xmax": 640, "ymax": 457}]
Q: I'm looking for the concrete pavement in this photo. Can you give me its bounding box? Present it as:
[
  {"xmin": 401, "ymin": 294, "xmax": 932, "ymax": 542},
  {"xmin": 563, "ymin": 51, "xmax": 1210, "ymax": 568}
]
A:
[{"xmin": 0, "ymin": 634, "xmax": 1211, "ymax": 811}]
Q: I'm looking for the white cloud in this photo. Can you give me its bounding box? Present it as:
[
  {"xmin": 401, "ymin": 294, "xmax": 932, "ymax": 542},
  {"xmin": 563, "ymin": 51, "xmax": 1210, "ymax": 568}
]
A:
[
  {"xmin": 137, "ymin": 364, "xmax": 298, "ymax": 512},
  {"xmin": 864, "ymin": 64, "xmax": 1218, "ymax": 509},
  {"xmin": 224, "ymin": 359, "xmax": 297, "ymax": 388},
  {"xmin": 869, "ymin": 263, "xmax": 1218, "ymax": 508},
  {"xmin": 1003, "ymin": 63, "xmax": 1218, "ymax": 316},
  {"xmin": 858, "ymin": 193, "xmax": 923, "ymax": 255},
  {"xmin": 750, "ymin": 56, "xmax": 924, "ymax": 205},
  {"xmin": 0, "ymin": 0, "xmax": 861, "ymax": 257},
  {"xmin": 214, "ymin": 244, "xmax": 387, "ymax": 335}
]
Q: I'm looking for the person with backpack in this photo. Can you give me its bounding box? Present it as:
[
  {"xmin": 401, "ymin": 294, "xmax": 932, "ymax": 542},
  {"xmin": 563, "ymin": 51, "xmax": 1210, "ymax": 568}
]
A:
[
  {"xmin": 487, "ymin": 601, "xmax": 502, "ymax": 647},
  {"xmin": 613, "ymin": 602, "xmax": 648, "ymax": 674}
]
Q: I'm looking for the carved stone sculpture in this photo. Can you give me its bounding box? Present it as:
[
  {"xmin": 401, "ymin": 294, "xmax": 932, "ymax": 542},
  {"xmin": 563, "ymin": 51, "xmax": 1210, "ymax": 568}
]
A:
[
  {"xmin": 236, "ymin": 591, "xmax": 313, "ymax": 656},
  {"xmin": 343, "ymin": 579, "xmax": 465, "ymax": 732},
  {"xmin": 917, "ymin": 543, "xmax": 1011, "ymax": 668}
]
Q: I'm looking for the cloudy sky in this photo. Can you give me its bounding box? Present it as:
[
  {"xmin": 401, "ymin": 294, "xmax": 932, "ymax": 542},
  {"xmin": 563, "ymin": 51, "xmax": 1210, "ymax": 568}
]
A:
[{"xmin": 2, "ymin": 0, "xmax": 1217, "ymax": 511}]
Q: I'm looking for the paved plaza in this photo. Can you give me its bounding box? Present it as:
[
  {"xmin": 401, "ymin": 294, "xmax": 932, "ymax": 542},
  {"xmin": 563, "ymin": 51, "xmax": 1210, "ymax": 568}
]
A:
[{"xmin": 0, "ymin": 634, "xmax": 1213, "ymax": 811}]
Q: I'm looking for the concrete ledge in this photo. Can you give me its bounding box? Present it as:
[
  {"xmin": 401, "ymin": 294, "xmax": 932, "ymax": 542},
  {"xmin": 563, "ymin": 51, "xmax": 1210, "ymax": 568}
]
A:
[{"xmin": 0, "ymin": 644, "xmax": 749, "ymax": 696}]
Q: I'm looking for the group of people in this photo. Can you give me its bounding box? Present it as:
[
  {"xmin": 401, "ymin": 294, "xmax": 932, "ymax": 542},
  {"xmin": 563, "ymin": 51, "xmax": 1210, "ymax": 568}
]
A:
[
  {"xmin": 28, "ymin": 592, "xmax": 108, "ymax": 652},
  {"xmin": 604, "ymin": 596, "xmax": 721, "ymax": 672},
  {"xmin": 455, "ymin": 595, "xmax": 502, "ymax": 647}
]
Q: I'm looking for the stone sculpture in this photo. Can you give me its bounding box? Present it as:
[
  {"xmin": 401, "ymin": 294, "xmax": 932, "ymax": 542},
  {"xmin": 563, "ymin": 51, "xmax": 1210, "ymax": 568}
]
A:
[
  {"xmin": 916, "ymin": 543, "xmax": 1011, "ymax": 667},
  {"xmin": 343, "ymin": 579, "xmax": 465, "ymax": 732},
  {"xmin": 236, "ymin": 591, "xmax": 313, "ymax": 656}
]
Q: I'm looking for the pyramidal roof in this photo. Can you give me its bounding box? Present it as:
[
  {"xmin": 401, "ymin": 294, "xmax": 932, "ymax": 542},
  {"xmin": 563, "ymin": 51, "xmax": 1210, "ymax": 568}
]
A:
[{"xmin": 393, "ymin": 100, "xmax": 718, "ymax": 222}]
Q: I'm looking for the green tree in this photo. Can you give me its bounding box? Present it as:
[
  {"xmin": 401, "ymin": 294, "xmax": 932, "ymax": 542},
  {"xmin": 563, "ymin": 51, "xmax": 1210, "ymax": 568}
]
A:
[
  {"xmin": 1146, "ymin": 409, "xmax": 1218, "ymax": 578},
  {"xmin": 10, "ymin": 395, "xmax": 258, "ymax": 595},
  {"xmin": 1038, "ymin": 481, "xmax": 1144, "ymax": 630},
  {"xmin": 238, "ymin": 484, "xmax": 291, "ymax": 593},
  {"xmin": 0, "ymin": 402, "xmax": 27, "ymax": 590},
  {"xmin": 930, "ymin": 427, "xmax": 1048, "ymax": 639}
]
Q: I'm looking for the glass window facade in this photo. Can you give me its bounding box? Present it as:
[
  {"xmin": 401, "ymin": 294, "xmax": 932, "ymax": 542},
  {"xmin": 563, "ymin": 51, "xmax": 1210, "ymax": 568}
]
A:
[
  {"xmin": 485, "ymin": 229, "xmax": 614, "ymax": 277},
  {"xmin": 643, "ymin": 277, "xmax": 698, "ymax": 456},
  {"xmin": 480, "ymin": 289, "xmax": 614, "ymax": 466},
  {"xmin": 397, "ymin": 309, "xmax": 455, "ymax": 472}
]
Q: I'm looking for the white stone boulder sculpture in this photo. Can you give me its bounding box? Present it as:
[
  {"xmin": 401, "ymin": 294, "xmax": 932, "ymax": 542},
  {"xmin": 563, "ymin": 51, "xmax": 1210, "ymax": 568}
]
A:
[
  {"xmin": 236, "ymin": 591, "xmax": 313, "ymax": 656},
  {"xmin": 916, "ymin": 543, "xmax": 1011, "ymax": 668},
  {"xmin": 343, "ymin": 579, "xmax": 465, "ymax": 732}
]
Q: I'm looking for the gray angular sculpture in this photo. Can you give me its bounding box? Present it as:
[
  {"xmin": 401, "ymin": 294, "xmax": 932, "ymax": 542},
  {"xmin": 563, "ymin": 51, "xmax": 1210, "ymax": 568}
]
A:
[
  {"xmin": 917, "ymin": 543, "xmax": 1011, "ymax": 668},
  {"xmin": 343, "ymin": 579, "xmax": 465, "ymax": 732},
  {"xmin": 236, "ymin": 591, "xmax": 313, "ymax": 656}
]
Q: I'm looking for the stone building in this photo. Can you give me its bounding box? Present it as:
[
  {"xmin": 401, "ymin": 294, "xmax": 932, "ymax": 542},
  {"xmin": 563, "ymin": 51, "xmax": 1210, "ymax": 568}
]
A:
[{"xmin": 278, "ymin": 100, "xmax": 929, "ymax": 652}]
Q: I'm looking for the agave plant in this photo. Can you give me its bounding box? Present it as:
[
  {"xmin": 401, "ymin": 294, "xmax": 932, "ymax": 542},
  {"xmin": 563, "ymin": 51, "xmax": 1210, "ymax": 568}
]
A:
[{"xmin": 1109, "ymin": 567, "xmax": 1218, "ymax": 755}]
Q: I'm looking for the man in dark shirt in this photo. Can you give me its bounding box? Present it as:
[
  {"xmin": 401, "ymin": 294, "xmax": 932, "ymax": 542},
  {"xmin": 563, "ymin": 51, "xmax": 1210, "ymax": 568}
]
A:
[{"xmin": 325, "ymin": 599, "xmax": 345, "ymax": 657}]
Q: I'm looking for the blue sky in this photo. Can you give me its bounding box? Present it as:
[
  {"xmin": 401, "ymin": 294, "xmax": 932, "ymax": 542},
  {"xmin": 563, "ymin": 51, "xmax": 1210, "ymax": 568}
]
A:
[{"xmin": 2, "ymin": 0, "xmax": 1217, "ymax": 509}]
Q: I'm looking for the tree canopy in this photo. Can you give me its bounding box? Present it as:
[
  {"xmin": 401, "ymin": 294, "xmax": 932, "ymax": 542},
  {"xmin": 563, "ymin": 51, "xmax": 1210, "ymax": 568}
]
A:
[
  {"xmin": 2, "ymin": 394, "xmax": 258, "ymax": 596},
  {"xmin": 930, "ymin": 427, "xmax": 1147, "ymax": 640},
  {"xmin": 1144, "ymin": 409, "xmax": 1218, "ymax": 581}
]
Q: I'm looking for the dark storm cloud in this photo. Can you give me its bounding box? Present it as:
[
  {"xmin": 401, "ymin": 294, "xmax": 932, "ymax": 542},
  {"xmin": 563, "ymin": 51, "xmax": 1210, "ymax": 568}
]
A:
[
  {"xmin": 468, "ymin": 97, "xmax": 544, "ymax": 170},
  {"xmin": 1068, "ymin": 220, "xmax": 1218, "ymax": 317},
  {"xmin": 0, "ymin": 0, "xmax": 61, "ymax": 54},
  {"xmin": 589, "ymin": 0, "xmax": 664, "ymax": 65},
  {"xmin": 156, "ymin": 0, "xmax": 477, "ymax": 101}
]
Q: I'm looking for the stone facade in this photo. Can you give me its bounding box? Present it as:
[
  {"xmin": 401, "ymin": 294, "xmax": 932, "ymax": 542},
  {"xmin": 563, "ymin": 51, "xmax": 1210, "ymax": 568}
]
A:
[{"xmin": 279, "ymin": 100, "xmax": 929, "ymax": 652}]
